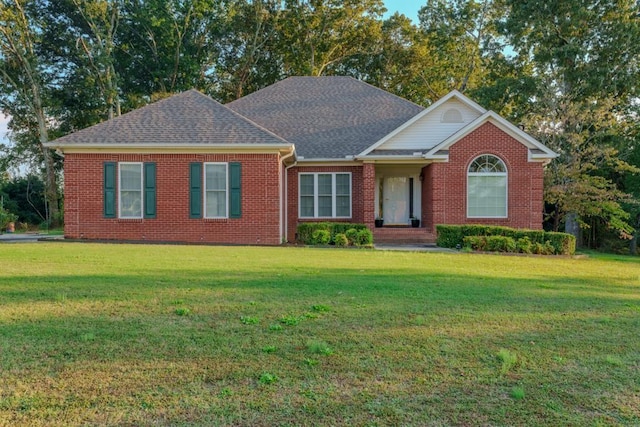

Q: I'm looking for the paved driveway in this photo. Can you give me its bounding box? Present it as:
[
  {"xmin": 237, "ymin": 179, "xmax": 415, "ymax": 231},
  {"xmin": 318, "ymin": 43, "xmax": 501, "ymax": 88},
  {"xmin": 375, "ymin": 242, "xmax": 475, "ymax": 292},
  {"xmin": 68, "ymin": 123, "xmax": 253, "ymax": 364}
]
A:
[{"xmin": 0, "ymin": 233, "xmax": 63, "ymax": 243}]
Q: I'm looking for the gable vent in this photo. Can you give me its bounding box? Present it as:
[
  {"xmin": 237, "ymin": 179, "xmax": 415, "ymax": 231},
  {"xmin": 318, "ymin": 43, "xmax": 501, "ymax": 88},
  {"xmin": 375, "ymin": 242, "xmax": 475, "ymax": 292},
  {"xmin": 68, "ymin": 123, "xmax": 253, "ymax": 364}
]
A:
[{"xmin": 441, "ymin": 108, "xmax": 463, "ymax": 123}]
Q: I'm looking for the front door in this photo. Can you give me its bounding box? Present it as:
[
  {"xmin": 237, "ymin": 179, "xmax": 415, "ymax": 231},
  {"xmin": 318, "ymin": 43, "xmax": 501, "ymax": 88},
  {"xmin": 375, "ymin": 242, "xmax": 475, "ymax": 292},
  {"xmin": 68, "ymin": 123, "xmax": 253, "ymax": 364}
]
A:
[{"xmin": 383, "ymin": 177, "xmax": 409, "ymax": 225}]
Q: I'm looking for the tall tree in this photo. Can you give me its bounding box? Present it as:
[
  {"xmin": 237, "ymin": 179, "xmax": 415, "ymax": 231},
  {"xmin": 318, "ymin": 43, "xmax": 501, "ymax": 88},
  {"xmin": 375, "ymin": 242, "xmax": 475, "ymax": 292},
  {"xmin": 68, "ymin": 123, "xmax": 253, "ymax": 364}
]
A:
[
  {"xmin": 342, "ymin": 13, "xmax": 438, "ymax": 105},
  {"xmin": 501, "ymin": 0, "xmax": 640, "ymax": 242},
  {"xmin": 117, "ymin": 0, "xmax": 221, "ymax": 101},
  {"xmin": 211, "ymin": 0, "xmax": 283, "ymax": 102},
  {"xmin": 278, "ymin": 0, "xmax": 385, "ymax": 76},
  {"xmin": 418, "ymin": 0, "xmax": 502, "ymax": 97},
  {"xmin": 0, "ymin": 0, "xmax": 60, "ymax": 224},
  {"xmin": 70, "ymin": 0, "xmax": 121, "ymax": 119}
]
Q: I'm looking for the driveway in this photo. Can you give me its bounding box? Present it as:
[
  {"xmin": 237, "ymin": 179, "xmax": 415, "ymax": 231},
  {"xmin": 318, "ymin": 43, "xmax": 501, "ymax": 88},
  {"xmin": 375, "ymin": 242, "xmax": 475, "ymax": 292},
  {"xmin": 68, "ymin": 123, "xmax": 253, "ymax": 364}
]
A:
[{"xmin": 0, "ymin": 233, "xmax": 63, "ymax": 243}]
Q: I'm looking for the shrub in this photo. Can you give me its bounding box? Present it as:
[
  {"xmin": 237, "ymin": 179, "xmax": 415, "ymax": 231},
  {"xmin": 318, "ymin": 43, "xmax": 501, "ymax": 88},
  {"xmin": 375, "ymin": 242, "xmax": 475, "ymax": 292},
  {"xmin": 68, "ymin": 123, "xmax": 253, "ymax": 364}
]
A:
[
  {"xmin": 437, "ymin": 224, "xmax": 575, "ymax": 255},
  {"xmin": 546, "ymin": 232, "xmax": 576, "ymax": 255},
  {"xmin": 345, "ymin": 228, "xmax": 359, "ymax": 245},
  {"xmin": 356, "ymin": 228, "xmax": 373, "ymax": 246},
  {"xmin": 463, "ymin": 236, "xmax": 487, "ymax": 251},
  {"xmin": 516, "ymin": 237, "xmax": 532, "ymax": 254},
  {"xmin": 486, "ymin": 236, "xmax": 516, "ymax": 252},
  {"xmin": 311, "ymin": 229, "xmax": 331, "ymax": 245},
  {"xmin": 333, "ymin": 233, "xmax": 348, "ymax": 246},
  {"xmin": 297, "ymin": 223, "xmax": 330, "ymax": 244},
  {"xmin": 297, "ymin": 222, "xmax": 370, "ymax": 245},
  {"xmin": 532, "ymin": 241, "xmax": 555, "ymax": 255}
]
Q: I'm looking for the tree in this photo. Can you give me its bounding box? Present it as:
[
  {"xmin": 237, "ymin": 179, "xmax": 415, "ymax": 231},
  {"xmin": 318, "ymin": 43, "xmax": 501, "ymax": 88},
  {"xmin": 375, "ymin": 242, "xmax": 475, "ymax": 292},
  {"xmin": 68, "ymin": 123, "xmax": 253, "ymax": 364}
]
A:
[
  {"xmin": 278, "ymin": 0, "xmax": 385, "ymax": 76},
  {"xmin": 210, "ymin": 0, "xmax": 283, "ymax": 102},
  {"xmin": 500, "ymin": 0, "xmax": 640, "ymax": 243},
  {"xmin": 116, "ymin": 0, "xmax": 222, "ymax": 101},
  {"xmin": 0, "ymin": 0, "xmax": 61, "ymax": 225},
  {"xmin": 0, "ymin": 174, "xmax": 47, "ymax": 224},
  {"xmin": 418, "ymin": 0, "xmax": 502, "ymax": 97}
]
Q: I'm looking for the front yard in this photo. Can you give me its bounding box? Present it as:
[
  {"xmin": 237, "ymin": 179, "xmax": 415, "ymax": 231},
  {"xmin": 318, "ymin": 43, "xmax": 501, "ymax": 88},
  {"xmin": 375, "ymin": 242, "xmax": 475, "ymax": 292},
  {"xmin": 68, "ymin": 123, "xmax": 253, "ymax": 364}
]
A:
[{"xmin": 0, "ymin": 243, "xmax": 638, "ymax": 425}]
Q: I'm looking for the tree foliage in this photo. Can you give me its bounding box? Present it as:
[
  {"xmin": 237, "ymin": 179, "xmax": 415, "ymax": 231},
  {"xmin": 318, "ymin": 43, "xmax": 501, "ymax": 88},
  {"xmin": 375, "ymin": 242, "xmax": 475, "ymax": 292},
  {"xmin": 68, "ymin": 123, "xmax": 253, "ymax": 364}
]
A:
[
  {"xmin": 0, "ymin": 0, "xmax": 638, "ymax": 247},
  {"xmin": 499, "ymin": 0, "xmax": 640, "ymax": 243}
]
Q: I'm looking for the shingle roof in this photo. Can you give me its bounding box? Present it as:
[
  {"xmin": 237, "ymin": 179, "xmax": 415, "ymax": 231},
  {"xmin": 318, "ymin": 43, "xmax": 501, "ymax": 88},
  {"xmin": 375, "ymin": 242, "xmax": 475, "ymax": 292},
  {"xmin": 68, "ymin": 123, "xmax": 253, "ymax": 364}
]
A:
[
  {"xmin": 49, "ymin": 89, "xmax": 290, "ymax": 147},
  {"xmin": 227, "ymin": 77, "xmax": 424, "ymax": 159}
]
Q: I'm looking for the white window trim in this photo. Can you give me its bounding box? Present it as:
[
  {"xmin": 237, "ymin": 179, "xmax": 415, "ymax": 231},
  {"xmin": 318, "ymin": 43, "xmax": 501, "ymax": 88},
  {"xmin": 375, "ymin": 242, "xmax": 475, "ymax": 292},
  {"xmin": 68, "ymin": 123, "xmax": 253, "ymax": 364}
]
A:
[
  {"xmin": 204, "ymin": 162, "xmax": 229, "ymax": 219},
  {"xmin": 467, "ymin": 155, "xmax": 508, "ymax": 219},
  {"xmin": 118, "ymin": 162, "xmax": 143, "ymax": 219},
  {"xmin": 298, "ymin": 172, "xmax": 352, "ymax": 219}
]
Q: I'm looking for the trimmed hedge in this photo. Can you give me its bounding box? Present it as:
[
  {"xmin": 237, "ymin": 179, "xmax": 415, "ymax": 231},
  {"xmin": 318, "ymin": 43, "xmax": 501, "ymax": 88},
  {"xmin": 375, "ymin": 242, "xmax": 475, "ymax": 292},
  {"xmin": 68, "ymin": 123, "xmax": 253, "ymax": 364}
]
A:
[
  {"xmin": 297, "ymin": 222, "xmax": 373, "ymax": 246},
  {"xmin": 437, "ymin": 224, "xmax": 576, "ymax": 255}
]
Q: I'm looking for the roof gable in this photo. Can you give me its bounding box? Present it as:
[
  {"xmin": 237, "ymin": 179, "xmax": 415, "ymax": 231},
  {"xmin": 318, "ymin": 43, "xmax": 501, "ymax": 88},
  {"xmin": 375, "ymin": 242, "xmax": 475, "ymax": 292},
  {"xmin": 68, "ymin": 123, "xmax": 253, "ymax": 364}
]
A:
[
  {"xmin": 358, "ymin": 90, "xmax": 486, "ymax": 157},
  {"xmin": 227, "ymin": 76, "xmax": 424, "ymax": 159},
  {"xmin": 47, "ymin": 89, "xmax": 291, "ymax": 149},
  {"xmin": 425, "ymin": 111, "xmax": 557, "ymax": 160}
]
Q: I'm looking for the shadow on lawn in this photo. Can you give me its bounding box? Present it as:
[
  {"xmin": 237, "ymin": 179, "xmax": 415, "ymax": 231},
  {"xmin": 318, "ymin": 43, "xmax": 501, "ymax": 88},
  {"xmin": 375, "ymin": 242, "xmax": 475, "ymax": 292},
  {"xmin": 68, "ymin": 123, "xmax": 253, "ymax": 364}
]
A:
[
  {"xmin": 1, "ymin": 268, "xmax": 638, "ymax": 426},
  {"xmin": 0, "ymin": 267, "xmax": 638, "ymax": 362}
]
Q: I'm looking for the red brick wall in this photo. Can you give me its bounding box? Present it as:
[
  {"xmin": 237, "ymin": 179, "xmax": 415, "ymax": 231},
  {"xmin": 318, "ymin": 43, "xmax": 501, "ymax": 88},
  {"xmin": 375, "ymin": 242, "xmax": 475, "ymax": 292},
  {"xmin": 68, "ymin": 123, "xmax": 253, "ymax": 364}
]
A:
[
  {"xmin": 423, "ymin": 122, "xmax": 544, "ymax": 232},
  {"xmin": 286, "ymin": 165, "xmax": 364, "ymax": 242},
  {"xmin": 64, "ymin": 153, "xmax": 283, "ymax": 245}
]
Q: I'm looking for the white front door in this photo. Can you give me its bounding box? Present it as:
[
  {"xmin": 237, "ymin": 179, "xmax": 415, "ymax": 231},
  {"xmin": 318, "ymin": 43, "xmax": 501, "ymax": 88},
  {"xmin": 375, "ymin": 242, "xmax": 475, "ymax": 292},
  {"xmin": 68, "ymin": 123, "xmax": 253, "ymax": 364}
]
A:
[{"xmin": 383, "ymin": 177, "xmax": 409, "ymax": 224}]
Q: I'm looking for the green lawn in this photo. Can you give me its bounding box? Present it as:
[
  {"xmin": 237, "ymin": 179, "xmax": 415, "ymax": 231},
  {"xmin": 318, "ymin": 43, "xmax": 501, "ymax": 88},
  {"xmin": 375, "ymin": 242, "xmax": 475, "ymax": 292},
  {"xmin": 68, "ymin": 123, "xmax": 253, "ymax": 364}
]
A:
[{"xmin": 0, "ymin": 243, "xmax": 638, "ymax": 426}]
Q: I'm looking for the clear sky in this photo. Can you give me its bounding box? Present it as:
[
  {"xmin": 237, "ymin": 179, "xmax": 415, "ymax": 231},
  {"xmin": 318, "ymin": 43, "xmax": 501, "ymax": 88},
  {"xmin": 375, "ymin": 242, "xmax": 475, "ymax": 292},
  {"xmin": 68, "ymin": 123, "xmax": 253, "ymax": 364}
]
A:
[{"xmin": 383, "ymin": 0, "xmax": 424, "ymax": 22}]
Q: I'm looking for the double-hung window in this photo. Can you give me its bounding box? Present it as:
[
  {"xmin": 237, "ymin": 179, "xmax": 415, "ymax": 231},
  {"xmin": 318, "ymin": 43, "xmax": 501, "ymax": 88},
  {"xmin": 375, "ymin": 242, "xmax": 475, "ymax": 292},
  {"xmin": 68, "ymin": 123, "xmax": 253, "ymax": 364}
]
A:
[
  {"xmin": 189, "ymin": 162, "xmax": 241, "ymax": 219},
  {"xmin": 299, "ymin": 172, "xmax": 351, "ymax": 218},
  {"xmin": 204, "ymin": 163, "xmax": 228, "ymax": 218},
  {"xmin": 119, "ymin": 163, "xmax": 143, "ymax": 218},
  {"xmin": 467, "ymin": 155, "xmax": 507, "ymax": 218},
  {"xmin": 104, "ymin": 162, "xmax": 156, "ymax": 219}
]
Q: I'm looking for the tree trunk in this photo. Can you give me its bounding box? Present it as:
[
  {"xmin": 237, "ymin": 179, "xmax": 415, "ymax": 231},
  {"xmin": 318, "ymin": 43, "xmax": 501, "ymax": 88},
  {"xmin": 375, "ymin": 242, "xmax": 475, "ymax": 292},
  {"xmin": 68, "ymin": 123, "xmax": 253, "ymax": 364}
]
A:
[
  {"xmin": 33, "ymin": 87, "xmax": 60, "ymax": 226},
  {"xmin": 565, "ymin": 212, "xmax": 580, "ymax": 246}
]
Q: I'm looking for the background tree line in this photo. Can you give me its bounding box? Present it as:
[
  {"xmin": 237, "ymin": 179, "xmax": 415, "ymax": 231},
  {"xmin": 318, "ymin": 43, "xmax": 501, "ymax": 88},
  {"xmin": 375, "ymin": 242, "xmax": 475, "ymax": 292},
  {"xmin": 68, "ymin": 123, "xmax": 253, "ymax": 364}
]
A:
[{"xmin": 0, "ymin": 0, "xmax": 638, "ymax": 251}]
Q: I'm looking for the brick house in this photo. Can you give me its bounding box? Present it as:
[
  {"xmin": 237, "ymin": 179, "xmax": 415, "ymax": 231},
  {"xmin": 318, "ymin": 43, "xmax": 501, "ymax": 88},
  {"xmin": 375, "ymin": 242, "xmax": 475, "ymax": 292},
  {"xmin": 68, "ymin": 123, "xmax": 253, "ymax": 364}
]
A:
[{"xmin": 46, "ymin": 77, "xmax": 556, "ymax": 245}]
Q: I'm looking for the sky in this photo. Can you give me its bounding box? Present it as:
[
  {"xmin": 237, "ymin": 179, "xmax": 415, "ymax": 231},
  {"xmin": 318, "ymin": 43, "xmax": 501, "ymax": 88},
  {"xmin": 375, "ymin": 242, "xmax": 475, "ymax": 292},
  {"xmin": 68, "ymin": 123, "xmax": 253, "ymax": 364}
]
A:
[
  {"xmin": 0, "ymin": 2, "xmax": 424, "ymax": 147},
  {"xmin": 383, "ymin": 0, "xmax": 423, "ymax": 22},
  {"xmin": 0, "ymin": 114, "xmax": 8, "ymax": 145}
]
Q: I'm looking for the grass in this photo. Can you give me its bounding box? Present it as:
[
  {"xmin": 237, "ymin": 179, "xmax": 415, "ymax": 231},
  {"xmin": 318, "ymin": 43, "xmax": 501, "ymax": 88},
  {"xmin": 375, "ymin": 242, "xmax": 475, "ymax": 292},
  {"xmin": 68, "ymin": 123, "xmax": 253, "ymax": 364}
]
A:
[{"xmin": 0, "ymin": 243, "xmax": 638, "ymax": 426}]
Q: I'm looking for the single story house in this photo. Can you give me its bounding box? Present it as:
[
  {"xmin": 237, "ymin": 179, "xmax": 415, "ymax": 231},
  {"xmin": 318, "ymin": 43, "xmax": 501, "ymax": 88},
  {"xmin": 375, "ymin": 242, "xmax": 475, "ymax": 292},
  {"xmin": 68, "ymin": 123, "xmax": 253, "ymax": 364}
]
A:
[{"xmin": 46, "ymin": 77, "xmax": 557, "ymax": 245}]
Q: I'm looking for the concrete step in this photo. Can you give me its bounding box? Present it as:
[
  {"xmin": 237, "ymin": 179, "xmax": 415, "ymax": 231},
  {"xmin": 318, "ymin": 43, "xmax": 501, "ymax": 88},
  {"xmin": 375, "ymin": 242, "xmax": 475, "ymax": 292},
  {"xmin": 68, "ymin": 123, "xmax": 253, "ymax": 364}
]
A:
[{"xmin": 373, "ymin": 227, "xmax": 436, "ymax": 244}]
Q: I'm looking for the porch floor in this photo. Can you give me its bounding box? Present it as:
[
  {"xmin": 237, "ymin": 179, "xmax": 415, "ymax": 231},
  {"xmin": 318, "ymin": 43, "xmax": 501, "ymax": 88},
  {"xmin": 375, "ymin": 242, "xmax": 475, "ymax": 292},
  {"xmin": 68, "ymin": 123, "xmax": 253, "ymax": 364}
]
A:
[{"xmin": 373, "ymin": 226, "xmax": 436, "ymax": 244}]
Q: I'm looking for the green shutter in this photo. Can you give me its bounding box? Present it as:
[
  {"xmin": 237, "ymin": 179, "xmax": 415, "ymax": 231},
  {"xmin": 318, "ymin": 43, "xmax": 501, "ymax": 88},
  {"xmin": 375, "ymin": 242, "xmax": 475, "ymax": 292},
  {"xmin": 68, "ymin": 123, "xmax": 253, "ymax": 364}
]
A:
[
  {"xmin": 190, "ymin": 162, "xmax": 202, "ymax": 218},
  {"xmin": 143, "ymin": 163, "xmax": 156, "ymax": 219},
  {"xmin": 104, "ymin": 162, "xmax": 116, "ymax": 218},
  {"xmin": 229, "ymin": 162, "xmax": 242, "ymax": 218}
]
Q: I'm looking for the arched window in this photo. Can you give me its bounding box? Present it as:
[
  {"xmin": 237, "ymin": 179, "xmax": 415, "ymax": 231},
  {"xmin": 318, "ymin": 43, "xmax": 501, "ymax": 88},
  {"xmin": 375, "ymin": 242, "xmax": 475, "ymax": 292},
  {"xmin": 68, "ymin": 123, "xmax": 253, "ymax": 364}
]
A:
[
  {"xmin": 467, "ymin": 155, "xmax": 507, "ymax": 218},
  {"xmin": 441, "ymin": 108, "xmax": 463, "ymax": 123}
]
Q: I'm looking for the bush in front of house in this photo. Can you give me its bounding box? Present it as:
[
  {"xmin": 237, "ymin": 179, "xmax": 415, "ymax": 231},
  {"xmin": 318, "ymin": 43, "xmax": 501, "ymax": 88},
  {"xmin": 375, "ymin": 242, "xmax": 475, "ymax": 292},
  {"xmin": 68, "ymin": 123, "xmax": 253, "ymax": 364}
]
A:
[
  {"xmin": 311, "ymin": 229, "xmax": 331, "ymax": 245},
  {"xmin": 356, "ymin": 228, "xmax": 373, "ymax": 246},
  {"xmin": 333, "ymin": 233, "xmax": 349, "ymax": 246},
  {"xmin": 438, "ymin": 224, "xmax": 576, "ymax": 255},
  {"xmin": 345, "ymin": 228, "xmax": 359, "ymax": 246},
  {"xmin": 297, "ymin": 222, "xmax": 373, "ymax": 246}
]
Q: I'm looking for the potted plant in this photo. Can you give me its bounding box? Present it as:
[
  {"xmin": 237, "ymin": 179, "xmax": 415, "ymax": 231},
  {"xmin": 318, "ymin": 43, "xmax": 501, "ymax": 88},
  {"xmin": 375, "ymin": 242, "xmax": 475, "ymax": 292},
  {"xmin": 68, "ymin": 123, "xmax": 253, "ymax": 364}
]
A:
[
  {"xmin": 375, "ymin": 217, "xmax": 384, "ymax": 228},
  {"xmin": 410, "ymin": 216, "xmax": 420, "ymax": 228},
  {"xmin": 0, "ymin": 207, "xmax": 17, "ymax": 234}
]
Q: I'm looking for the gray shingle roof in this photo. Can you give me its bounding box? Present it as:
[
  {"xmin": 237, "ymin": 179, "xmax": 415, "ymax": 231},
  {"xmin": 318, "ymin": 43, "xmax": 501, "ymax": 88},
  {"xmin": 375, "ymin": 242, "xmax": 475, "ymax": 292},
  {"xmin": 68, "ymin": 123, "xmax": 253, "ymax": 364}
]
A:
[
  {"xmin": 49, "ymin": 89, "xmax": 290, "ymax": 147},
  {"xmin": 227, "ymin": 77, "xmax": 424, "ymax": 159}
]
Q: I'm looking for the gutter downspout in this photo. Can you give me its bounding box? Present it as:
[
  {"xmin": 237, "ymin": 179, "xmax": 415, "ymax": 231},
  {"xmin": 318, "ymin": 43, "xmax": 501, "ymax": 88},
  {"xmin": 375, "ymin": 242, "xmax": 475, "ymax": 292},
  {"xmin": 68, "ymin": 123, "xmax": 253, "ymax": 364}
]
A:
[{"xmin": 280, "ymin": 148, "xmax": 296, "ymax": 243}]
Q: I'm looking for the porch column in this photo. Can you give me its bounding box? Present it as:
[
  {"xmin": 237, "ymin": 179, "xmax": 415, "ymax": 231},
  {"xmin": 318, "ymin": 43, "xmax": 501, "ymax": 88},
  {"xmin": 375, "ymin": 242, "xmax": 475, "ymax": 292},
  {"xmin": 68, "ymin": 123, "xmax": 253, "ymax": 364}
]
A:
[{"xmin": 363, "ymin": 162, "xmax": 376, "ymax": 229}]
